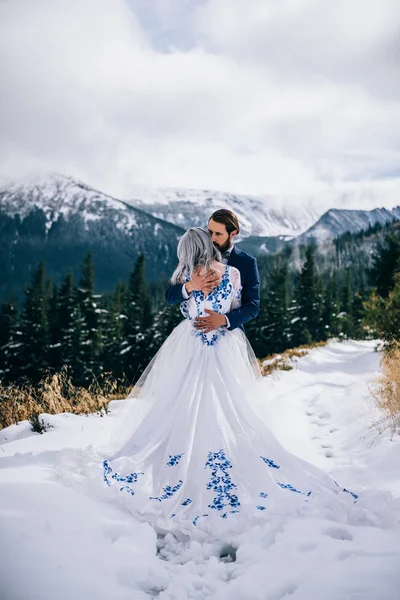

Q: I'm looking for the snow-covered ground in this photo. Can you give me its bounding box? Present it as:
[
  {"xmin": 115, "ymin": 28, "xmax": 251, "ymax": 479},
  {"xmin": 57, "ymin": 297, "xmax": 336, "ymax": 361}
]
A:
[{"xmin": 1, "ymin": 340, "xmax": 400, "ymax": 600}]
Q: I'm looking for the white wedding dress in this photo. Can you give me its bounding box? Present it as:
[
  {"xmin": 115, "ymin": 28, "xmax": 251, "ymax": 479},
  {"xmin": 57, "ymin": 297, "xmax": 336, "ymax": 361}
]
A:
[{"xmin": 55, "ymin": 263, "xmax": 398, "ymax": 538}]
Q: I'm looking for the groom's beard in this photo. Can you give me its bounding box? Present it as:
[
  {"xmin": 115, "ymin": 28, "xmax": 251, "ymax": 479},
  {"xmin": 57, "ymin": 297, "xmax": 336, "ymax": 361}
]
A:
[{"xmin": 213, "ymin": 239, "xmax": 232, "ymax": 254}]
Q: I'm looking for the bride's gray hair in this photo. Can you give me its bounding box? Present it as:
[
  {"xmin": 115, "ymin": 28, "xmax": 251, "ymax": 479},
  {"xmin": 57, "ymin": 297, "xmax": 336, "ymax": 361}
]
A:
[{"xmin": 170, "ymin": 227, "xmax": 222, "ymax": 284}]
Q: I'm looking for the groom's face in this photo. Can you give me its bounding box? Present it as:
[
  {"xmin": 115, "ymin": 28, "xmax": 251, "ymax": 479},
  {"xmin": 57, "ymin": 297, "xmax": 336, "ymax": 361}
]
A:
[{"xmin": 208, "ymin": 219, "xmax": 234, "ymax": 253}]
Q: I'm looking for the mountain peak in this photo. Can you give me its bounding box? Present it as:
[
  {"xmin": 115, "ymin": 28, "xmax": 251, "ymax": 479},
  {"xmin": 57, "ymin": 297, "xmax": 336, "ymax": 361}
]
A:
[{"xmin": 299, "ymin": 205, "xmax": 400, "ymax": 242}]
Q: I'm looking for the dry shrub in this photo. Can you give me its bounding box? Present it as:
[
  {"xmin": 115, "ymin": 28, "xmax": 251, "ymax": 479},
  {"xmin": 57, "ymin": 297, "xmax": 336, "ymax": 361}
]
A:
[
  {"xmin": 369, "ymin": 342, "xmax": 400, "ymax": 436},
  {"xmin": 0, "ymin": 366, "xmax": 133, "ymax": 431},
  {"xmin": 259, "ymin": 341, "xmax": 327, "ymax": 377}
]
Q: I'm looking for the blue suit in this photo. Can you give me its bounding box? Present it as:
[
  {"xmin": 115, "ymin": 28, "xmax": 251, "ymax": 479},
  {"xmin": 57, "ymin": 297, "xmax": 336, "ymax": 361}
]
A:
[{"xmin": 165, "ymin": 245, "xmax": 260, "ymax": 331}]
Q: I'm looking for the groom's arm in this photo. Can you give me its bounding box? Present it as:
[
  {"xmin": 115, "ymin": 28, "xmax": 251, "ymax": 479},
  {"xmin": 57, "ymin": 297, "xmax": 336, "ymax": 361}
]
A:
[
  {"xmin": 225, "ymin": 257, "xmax": 260, "ymax": 331},
  {"xmin": 165, "ymin": 283, "xmax": 187, "ymax": 305}
]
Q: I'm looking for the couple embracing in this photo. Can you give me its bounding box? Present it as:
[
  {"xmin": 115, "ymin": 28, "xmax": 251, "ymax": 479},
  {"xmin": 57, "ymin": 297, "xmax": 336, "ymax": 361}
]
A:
[
  {"xmin": 166, "ymin": 209, "xmax": 260, "ymax": 343},
  {"xmin": 99, "ymin": 209, "xmax": 369, "ymax": 538}
]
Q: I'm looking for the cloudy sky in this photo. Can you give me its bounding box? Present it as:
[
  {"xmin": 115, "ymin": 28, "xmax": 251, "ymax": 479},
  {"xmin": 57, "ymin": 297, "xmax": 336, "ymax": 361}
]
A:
[{"xmin": 0, "ymin": 0, "xmax": 399, "ymax": 201}]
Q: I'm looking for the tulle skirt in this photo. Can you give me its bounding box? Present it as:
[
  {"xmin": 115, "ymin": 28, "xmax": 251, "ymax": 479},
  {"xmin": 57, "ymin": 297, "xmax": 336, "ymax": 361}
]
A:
[{"xmin": 55, "ymin": 320, "xmax": 399, "ymax": 540}]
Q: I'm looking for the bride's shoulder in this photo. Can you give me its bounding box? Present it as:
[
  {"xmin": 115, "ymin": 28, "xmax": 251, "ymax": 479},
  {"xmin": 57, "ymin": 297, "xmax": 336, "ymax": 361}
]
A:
[
  {"xmin": 228, "ymin": 265, "xmax": 241, "ymax": 281},
  {"xmin": 228, "ymin": 265, "xmax": 240, "ymax": 275}
]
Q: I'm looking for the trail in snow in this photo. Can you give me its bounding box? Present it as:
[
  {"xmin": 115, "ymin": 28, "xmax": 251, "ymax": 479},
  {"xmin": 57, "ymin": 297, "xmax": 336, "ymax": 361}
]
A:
[{"xmin": 1, "ymin": 340, "xmax": 400, "ymax": 600}]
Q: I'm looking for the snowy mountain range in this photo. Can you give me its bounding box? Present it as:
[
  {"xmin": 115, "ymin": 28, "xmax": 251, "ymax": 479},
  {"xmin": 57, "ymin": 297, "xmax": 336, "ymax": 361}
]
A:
[
  {"xmin": 124, "ymin": 187, "xmax": 322, "ymax": 239},
  {"xmin": 1, "ymin": 173, "xmax": 399, "ymax": 244},
  {"xmin": 0, "ymin": 173, "xmax": 181, "ymax": 238},
  {"xmin": 125, "ymin": 180, "xmax": 400, "ymax": 241},
  {"xmin": 240, "ymin": 204, "xmax": 400, "ymax": 256},
  {"xmin": 0, "ymin": 174, "xmax": 184, "ymax": 302},
  {"xmin": 298, "ymin": 206, "xmax": 400, "ymax": 242},
  {"xmin": 1, "ymin": 172, "xmax": 400, "ymax": 302}
]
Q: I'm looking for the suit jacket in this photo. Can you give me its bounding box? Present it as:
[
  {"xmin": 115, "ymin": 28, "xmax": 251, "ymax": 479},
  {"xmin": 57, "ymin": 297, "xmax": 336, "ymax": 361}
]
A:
[{"xmin": 165, "ymin": 245, "xmax": 260, "ymax": 331}]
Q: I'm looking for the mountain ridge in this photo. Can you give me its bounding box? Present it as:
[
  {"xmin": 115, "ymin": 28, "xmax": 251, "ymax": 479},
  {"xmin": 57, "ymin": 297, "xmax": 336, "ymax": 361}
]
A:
[
  {"xmin": 298, "ymin": 206, "xmax": 400, "ymax": 242},
  {"xmin": 2, "ymin": 172, "xmax": 400, "ymax": 245},
  {"xmin": 0, "ymin": 174, "xmax": 185, "ymax": 303},
  {"xmin": 124, "ymin": 188, "xmax": 322, "ymax": 239},
  {"xmin": 0, "ymin": 173, "xmax": 185, "ymax": 238}
]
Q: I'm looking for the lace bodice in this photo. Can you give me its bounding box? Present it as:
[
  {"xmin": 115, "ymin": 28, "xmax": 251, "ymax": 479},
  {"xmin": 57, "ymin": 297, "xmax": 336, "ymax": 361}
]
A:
[{"xmin": 180, "ymin": 265, "xmax": 242, "ymax": 346}]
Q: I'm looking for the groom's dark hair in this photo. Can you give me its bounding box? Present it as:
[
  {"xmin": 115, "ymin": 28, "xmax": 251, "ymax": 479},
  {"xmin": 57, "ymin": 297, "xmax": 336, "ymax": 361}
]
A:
[{"xmin": 209, "ymin": 209, "xmax": 240, "ymax": 235}]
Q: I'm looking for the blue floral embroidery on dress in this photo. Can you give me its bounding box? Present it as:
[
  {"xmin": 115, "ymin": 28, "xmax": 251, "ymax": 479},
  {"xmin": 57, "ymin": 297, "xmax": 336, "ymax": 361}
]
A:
[
  {"xmin": 180, "ymin": 300, "xmax": 190, "ymax": 319},
  {"xmin": 257, "ymin": 492, "xmax": 268, "ymax": 510},
  {"xmin": 220, "ymin": 510, "xmax": 240, "ymax": 519},
  {"xmin": 260, "ymin": 456, "xmax": 280, "ymax": 469},
  {"xmin": 150, "ymin": 480, "xmax": 183, "ymax": 502},
  {"xmin": 182, "ymin": 266, "xmax": 232, "ymax": 347},
  {"xmin": 167, "ymin": 453, "xmax": 185, "ymax": 467},
  {"xmin": 102, "ymin": 460, "xmax": 144, "ymax": 495},
  {"xmin": 205, "ymin": 449, "xmax": 240, "ymax": 513},
  {"xmin": 334, "ymin": 480, "xmax": 359, "ymax": 502},
  {"xmin": 103, "ymin": 460, "xmax": 112, "ymax": 486},
  {"xmin": 343, "ymin": 488, "xmax": 358, "ymax": 501},
  {"xmin": 196, "ymin": 328, "xmax": 227, "ymax": 347},
  {"xmin": 119, "ymin": 485, "xmax": 136, "ymax": 495},
  {"xmin": 233, "ymin": 285, "xmax": 242, "ymax": 308},
  {"xmin": 181, "ymin": 498, "xmax": 193, "ymax": 506},
  {"xmin": 207, "ymin": 266, "xmax": 232, "ymax": 311},
  {"xmin": 193, "ymin": 514, "xmax": 209, "ymax": 526},
  {"xmin": 180, "ymin": 275, "xmax": 194, "ymax": 320},
  {"xmin": 277, "ymin": 482, "xmax": 312, "ymax": 496}
]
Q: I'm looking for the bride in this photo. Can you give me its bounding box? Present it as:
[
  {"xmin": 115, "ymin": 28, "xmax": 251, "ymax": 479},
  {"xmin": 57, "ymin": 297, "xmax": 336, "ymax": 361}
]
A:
[{"xmin": 96, "ymin": 227, "xmax": 379, "ymax": 537}]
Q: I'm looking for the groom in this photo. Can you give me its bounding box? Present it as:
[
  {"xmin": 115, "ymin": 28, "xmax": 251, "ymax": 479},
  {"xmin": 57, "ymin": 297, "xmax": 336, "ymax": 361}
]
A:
[{"xmin": 165, "ymin": 209, "xmax": 260, "ymax": 333}]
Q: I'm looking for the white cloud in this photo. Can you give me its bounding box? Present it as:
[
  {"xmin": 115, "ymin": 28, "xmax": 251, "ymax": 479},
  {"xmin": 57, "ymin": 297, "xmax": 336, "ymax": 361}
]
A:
[{"xmin": 0, "ymin": 0, "xmax": 399, "ymax": 205}]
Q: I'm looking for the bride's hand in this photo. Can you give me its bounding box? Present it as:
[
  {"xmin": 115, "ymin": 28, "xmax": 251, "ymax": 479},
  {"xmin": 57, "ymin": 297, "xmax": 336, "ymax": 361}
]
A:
[{"xmin": 185, "ymin": 269, "xmax": 221, "ymax": 295}]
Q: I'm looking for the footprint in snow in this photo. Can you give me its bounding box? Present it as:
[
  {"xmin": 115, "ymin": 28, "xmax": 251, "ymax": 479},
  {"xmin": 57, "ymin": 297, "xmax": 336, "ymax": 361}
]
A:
[
  {"xmin": 297, "ymin": 541, "xmax": 317, "ymax": 553},
  {"xmin": 324, "ymin": 527, "xmax": 353, "ymax": 541},
  {"xmin": 318, "ymin": 411, "xmax": 332, "ymax": 419}
]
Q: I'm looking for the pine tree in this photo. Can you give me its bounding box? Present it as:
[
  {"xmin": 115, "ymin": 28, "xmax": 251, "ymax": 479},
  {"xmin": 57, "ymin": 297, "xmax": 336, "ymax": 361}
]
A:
[
  {"xmin": 102, "ymin": 282, "xmax": 127, "ymax": 379},
  {"xmin": 351, "ymin": 289, "xmax": 366, "ymax": 339},
  {"xmin": 122, "ymin": 254, "xmax": 154, "ymax": 380},
  {"xmin": 55, "ymin": 271, "xmax": 85, "ymax": 381},
  {"xmin": 339, "ymin": 267, "xmax": 354, "ymax": 339},
  {"xmin": 47, "ymin": 283, "xmax": 63, "ymax": 371},
  {"xmin": 58, "ymin": 272, "xmax": 76, "ymax": 365},
  {"xmin": 314, "ymin": 275, "xmax": 325, "ymax": 340},
  {"xmin": 146, "ymin": 303, "xmax": 182, "ymax": 358},
  {"xmin": 321, "ymin": 273, "xmax": 341, "ymax": 340},
  {"xmin": 76, "ymin": 252, "xmax": 103, "ymax": 384},
  {"xmin": 255, "ymin": 258, "xmax": 290, "ymax": 356},
  {"xmin": 19, "ymin": 261, "xmax": 49, "ymax": 382},
  {"xmin": 291, "ymin": 245, "xmax": 323, "ymax": 345},
  {"xmin": 370, "ymin": 272, "xmax": 400, "ymax": 349},
  {"xmin": 0, "ymin": 299, "xmax": 20, "ymax": 380},
  {"xmin": 370, "ymin": 233, "xmax": 400, "ymax": 298},
  {"xmin": 246, "ymin": 282, "xmax": 270, "ymax": 358}
]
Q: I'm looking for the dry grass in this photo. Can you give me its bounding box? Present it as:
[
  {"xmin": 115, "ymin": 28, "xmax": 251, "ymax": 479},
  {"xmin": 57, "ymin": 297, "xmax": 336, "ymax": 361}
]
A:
[
  {"xmin": 258, "ymin": 341, "xmax": 327, "ymax": 377},
  {"xmin": 0, "ymin": 340, "xmax": 330, "ymax": 430},
  {"xmin": 369, "ymin": 343, "xmax": 400, "ymax": 436},
  {"xmin": 0, "ymin": 366, "xmax": 133, "ymax": 431}
]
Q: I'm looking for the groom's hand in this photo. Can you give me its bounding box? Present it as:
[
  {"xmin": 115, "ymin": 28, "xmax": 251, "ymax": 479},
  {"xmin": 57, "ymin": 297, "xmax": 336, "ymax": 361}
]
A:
[
  {"xmin": 194, "ymin": 309, "xmax": 227, "ymax": 333},
  {"xmin": 185, "ymin": 269, "xmax": 221, "ymax": 295}
]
